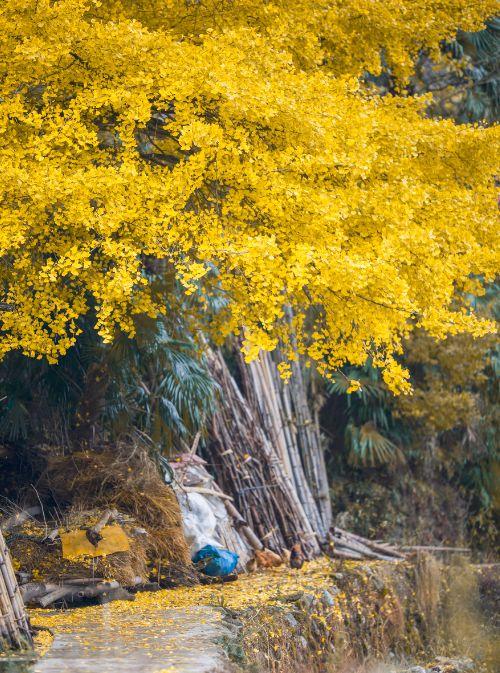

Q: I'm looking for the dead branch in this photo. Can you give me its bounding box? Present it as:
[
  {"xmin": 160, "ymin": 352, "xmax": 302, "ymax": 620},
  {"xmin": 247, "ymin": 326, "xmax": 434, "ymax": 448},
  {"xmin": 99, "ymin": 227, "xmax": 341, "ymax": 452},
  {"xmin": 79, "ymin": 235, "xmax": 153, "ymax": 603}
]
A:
[{"xmin": 86, "ymin": 509, "xmax": 118, "ymax": 546}]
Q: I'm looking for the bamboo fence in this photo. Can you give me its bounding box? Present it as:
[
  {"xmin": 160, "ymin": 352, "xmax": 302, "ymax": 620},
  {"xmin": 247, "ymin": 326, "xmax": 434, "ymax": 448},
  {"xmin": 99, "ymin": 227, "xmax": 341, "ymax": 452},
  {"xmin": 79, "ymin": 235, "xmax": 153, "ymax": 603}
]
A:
[{"xmin": 0, "ymin": 528, "xmax": 33, "ymax": 651}]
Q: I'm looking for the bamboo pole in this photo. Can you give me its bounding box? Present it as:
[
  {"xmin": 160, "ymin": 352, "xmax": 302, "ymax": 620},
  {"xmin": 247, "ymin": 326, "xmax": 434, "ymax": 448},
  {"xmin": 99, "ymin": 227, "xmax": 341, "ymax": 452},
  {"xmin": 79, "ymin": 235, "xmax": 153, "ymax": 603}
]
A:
[
  {"xmin": 245, "ymin": 348, "xmax": 329, "ymax": 536},
  {"xmin": 400, "ymin": 545, "xmax": 470, "ymax": 553},
  {"xmin": 206, "ymin": 349, "xmax": 320, "ymax": 555},
  {"xmin": 289, "ymin": 354, "xmax": 331, "ymax": 532},
  {"xmin": 0, "ymin": 529, "xmax": 32, "ymax": 649},
  {"xmin": 0, "ymin": 570, "xmax": 21, "ymax": 649},
  {"xmin": 333, "ymin": 528, "xmax": 406, "ymax": 559},
  {"xmin": 330, "ymin": 548, "xmax": 364, "ymax": 560}
]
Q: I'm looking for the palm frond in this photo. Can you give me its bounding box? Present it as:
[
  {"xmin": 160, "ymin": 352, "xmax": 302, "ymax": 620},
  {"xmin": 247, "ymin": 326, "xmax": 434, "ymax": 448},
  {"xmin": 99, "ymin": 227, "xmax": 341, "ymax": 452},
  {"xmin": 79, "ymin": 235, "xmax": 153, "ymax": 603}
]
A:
[
  {"xmin": 345, "ymin": 421, "xmax": 404, "ymax": 467},
  {"xmin": 445, "ymin": 17, "xmax": 500, "ymax": 121},
  {"xmin": 326, "ymin": 362, "xmax": 406, "ymax": 467},
  {"xmin": 0, "ymin": 398, "xmax": 30, "ymax": 441}
]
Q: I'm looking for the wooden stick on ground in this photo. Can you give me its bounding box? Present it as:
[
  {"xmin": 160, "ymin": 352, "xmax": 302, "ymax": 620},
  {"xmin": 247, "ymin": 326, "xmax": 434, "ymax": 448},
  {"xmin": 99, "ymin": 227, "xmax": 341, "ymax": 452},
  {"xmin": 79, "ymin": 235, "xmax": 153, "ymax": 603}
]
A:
[
  {"xmin": 20, "ymin": 583, "xmax": 59, "ymax": 605},
  {"xmin": 334, "ymin": 540, "xmax": 397, "ymax": 562},
  {"xmin": 333, "ymin": 527, "xmax": 406, "ymax": 560},
  {"xmin": 86, "ymin": 509, "xmax": 118, "ymax": 546},
  {"xmin": 331, "ymin": 549, "xmax": 364, "ymax": 560},
  {"xmin": 63, "ymin": 578, "xmax": 106, "ymax": 586},
  {"xmin": 400, "ymin": 545, "xmax": 470, "ymax": 553},
  {"xmin": 38, "ymin": 580, "xmax": 122, "ymax": 607}
]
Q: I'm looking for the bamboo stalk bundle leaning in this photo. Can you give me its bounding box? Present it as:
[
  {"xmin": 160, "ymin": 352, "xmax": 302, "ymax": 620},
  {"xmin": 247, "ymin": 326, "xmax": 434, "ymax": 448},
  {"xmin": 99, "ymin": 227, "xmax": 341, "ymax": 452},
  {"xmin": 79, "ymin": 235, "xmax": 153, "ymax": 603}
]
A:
[
  {"xmin": 244, "ymin": 353, "xmax": 323, "ymax": 535},
  {"xmin": 288, "ymin": 354, "xmax": 331, "ymax": 533},
  {"xmin": 0, "ymin": 569, "xmax": 21, "ymax": 650},
  {"xmin": 0, "ymin": 529, "xmax": 33, "ymax": 651},
  {"xmin": 205, "ymin": 349, "xmax": 321, "ymax": 555},
  {"xmin": 244, "ymin": 348, "xmax": 331, "ymax": 536}
]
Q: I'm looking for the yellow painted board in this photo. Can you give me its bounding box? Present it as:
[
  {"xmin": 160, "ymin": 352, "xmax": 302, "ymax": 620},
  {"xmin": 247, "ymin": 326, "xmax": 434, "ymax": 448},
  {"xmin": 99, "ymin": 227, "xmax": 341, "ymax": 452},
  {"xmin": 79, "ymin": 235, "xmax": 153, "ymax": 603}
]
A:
[{"xmin": 61, "ymin": 524, "xmax": 130, "ymax": 560}]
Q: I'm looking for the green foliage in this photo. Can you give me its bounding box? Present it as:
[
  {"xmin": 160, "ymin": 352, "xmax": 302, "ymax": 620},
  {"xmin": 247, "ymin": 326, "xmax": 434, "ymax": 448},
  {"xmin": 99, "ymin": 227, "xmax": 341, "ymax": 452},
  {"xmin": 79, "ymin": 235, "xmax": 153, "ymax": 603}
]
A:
[
  {"xmin": 451, "ymin": 17, "xmax": 500, "ymax": 122},
  {"xmin": 418, "ymin": 16, "xmax": 500, "ymax": 124},
  {"xmin": 324, "ymin": 283, "xmax": 499, "ymax": 550},
  {"xmin": 0, "ymin": 313, "xmax": 218, "ymax": 455},
  {"xmin": 343, "ymin": 422, "xmax": 403, "ymax": 468},
  {"xmin": 102, "ymin": 317, "xmax": 218, "ymax": 452},
  {"xmin": 326, "ymin": 366, "xmax": 405, "ymax": 468}
]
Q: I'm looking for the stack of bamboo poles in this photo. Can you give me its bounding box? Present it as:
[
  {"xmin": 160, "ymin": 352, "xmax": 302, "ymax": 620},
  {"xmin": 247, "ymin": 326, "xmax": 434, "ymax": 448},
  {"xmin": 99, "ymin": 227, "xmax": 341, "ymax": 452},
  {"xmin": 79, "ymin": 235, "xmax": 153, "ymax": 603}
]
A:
[
  {"xmin": 0, "ymin": 529, "xmax": 33, "ymax": 651},
  {"xmin": 205, "ymin": 349, "xmax": 321, "ymax": 555},
  {"xmin": 329, "ymin": 528, "xmax": 406, "ymax": 561},
  {"xmin": 243, "ymin": 350, "xmax": 331, "ymax": 537}
]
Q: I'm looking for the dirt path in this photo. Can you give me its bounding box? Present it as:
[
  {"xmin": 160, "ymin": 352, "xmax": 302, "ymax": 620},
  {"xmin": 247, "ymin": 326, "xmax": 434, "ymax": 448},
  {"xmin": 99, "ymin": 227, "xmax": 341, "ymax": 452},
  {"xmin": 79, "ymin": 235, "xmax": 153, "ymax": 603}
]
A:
[{"xmin": 32, "ymin": 605, "xmax": 228, "ymax": 673}]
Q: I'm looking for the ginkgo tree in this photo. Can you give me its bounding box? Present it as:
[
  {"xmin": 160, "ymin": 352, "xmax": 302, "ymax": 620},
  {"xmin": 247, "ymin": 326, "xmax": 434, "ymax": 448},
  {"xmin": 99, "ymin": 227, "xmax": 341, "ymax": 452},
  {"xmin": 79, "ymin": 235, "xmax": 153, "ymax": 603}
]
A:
[{"xmin": 0, "ymin": 0, "xmax": 498, "ymax": 392}]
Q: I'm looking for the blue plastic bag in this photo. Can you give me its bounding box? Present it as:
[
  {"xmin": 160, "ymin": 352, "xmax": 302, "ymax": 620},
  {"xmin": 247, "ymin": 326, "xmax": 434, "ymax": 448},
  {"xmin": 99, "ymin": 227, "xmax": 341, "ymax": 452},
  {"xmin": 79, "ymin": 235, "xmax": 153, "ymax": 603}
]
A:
[{"xmin": 192, "ymin": 545, "xmax": 239, "ymax": 577}]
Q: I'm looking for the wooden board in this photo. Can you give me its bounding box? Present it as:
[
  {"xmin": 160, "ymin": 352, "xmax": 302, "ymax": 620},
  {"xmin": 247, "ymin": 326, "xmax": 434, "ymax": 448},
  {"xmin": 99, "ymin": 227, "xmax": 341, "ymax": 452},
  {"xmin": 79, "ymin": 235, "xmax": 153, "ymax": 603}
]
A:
[{"xmin": 61, "ymin": 525, "xmax": 130, "ymax": 560}]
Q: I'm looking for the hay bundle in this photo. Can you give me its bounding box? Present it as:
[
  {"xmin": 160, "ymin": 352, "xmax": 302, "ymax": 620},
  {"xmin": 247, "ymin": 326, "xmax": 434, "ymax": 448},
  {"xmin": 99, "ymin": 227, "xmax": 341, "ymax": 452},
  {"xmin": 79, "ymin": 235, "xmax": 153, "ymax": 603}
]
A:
[
  {"xmin": 7, "ymin": 511, "xmax": 148, "ymax": 586},
  {"xmin": 38, "ymin": 447, "xmax": 193, "ymax": 576}
]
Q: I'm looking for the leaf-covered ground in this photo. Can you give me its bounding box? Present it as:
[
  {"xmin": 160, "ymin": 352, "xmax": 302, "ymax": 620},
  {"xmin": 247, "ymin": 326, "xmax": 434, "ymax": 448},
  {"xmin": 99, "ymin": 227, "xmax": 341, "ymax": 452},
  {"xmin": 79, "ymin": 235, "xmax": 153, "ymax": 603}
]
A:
[{"xmin": 30, "ymin": 558, "xmax": 498, "ymax": 673}]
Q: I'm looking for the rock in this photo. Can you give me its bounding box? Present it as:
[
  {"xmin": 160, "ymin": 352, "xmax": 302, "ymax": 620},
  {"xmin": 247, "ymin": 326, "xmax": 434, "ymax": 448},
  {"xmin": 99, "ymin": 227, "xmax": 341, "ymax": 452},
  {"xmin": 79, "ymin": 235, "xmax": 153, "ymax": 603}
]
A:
[
  {"xmin": 320, "ymin": 589, "xmax": 335, "ymax": 607},
  {"xmin": 299, "ymin": 592, "xmax": 315, "ymax": 609},
  {"xmin": 284, "ymin": 613, "xmax": 299, "ymax": 629},
  {"xmin": 298, "ymin": 636, "xmax": 308, "ymax": 650},
  {"xmin": 432, "ymin": 657, "xmax": 475, "ymax": 673}
]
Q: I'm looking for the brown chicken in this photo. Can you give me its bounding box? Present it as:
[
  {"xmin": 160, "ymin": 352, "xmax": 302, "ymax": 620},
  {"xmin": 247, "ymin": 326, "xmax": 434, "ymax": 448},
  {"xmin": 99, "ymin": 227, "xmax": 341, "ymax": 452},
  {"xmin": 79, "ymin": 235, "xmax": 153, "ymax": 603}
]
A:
[
  {"xmin": 255, "ymin": 548, "xmax": 283, "ymax": 568},
  {"xmin": 290, "ymin": 542, "xmax": 305, "ymax": 570}
]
